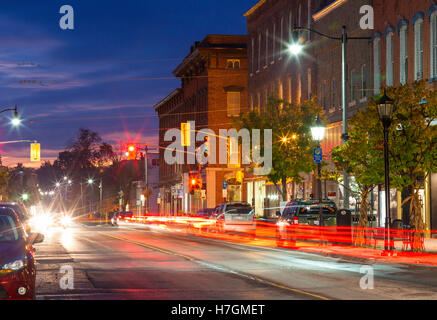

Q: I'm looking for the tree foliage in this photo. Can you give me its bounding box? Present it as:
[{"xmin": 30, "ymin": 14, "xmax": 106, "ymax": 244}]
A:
[
  {"xmin": 235, "ymin": 97, "xmax": 322, "ymax": 201},
  {"xmin": 333, "ymin": 80, "xmax": 437, "ymax": 251}
]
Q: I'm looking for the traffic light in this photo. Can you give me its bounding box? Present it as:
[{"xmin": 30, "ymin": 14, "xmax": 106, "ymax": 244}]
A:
[
  {"xmin": 189, "ymin": 177, "xmax": 202, "ymax": 195},
  {"xmin": 126, "ymin": 144, "xmax": 137, "ymax": 160},
  {"xmin": 204, "ymin": 136, "xmax": 209, "ymax": 157},
  {"xmin": 181, "ymin": 122, "xmax": 190, "ymax": 147}
]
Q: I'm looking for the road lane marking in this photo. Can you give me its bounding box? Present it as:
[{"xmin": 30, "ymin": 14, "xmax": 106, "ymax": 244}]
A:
[
  {"xmin": 99, "ymin": 232, "xmax": 195, "ymax": 261},
  {"xmin": 99, "ymin": 231, "xmax": 330, "ymax": 300}
]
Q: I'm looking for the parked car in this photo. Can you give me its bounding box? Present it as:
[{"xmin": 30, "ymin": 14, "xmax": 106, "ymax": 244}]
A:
[
  {"xmin": 0, "ymin": 207, "xmax": 44, "ymax": 300},
  {"xmin": 194, "ymin": 208, "xmax": 215, "ymax": 218},
  {"xmin": 118, "ymin": 211, "xmax": 133, "ymax": 222},
  {"xmin": 213, "ymin": 202, "xmax": 256, "ymax": 235},
  {"xmin": 275, "ymin": 199, "xmax": 338, "ymax": 248},
  {"xmin": 0, "ymin": 203, "xmax": 31, "ymax": 233}
]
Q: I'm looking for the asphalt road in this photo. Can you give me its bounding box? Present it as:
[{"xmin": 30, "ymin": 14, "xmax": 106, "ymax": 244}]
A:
[{"xmin": 34, "ymin": 222, "xmax": 437, "ymax": 300}]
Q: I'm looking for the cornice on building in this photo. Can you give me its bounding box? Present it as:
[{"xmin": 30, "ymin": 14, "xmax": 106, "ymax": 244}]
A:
[
  {"xmin": 244, "ymin": 0, "xmax": 268, "ymax": 17},
  {"xmin": 313, "ymin": 0, "xmax": 348, "ymax": 22}
]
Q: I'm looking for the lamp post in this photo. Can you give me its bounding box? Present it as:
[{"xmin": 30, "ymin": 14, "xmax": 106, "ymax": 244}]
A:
[
  {"xmin": 311, "ymin": 115, "xmax": 326, "ymax": 227},
  {"xmin": 376, "ymin": 89, "xmax": 395, "ymax": 252},
  {"xmin": 291, "ymin": 25, "xmax": 371, "ymax": 210},
  {"xmin": 0, "ymin": 105, "xmax": 21, "ymax": 127}
]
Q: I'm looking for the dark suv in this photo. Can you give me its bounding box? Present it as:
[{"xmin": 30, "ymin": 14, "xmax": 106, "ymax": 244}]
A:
[{"xmin": 276, "ymin": 200, "xmax": 338, "ymax": 248}]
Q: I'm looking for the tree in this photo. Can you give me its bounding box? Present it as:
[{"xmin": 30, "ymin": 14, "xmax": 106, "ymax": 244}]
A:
[
  {"xmin": 236, "ymin": 96, "xmax": 322, "ymax": 201},
  {"xmin": 380, "ymin": 81, "xmax": 437, "ymax": 251},
  {"xmin": 331, "ymin": 108, "xmax": 385, "ymax": 246},
  {"xmin": 333, "ymin": 80, "xmax": 437, "ymax": 251}
]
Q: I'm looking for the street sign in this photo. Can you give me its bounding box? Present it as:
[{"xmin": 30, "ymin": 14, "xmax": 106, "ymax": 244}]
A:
[
  {"xmin": 201, "ymin": 189, "xmax": 206, "ymax": 200},
  {"xmin": 223, "ymin": 181, "xmax": 228, "ymax": 189},
  {"xmin": 313, "ymin": 147, "xmax": 323, "ymax": 163},
  {"xmin": 222, "ymin": 189, "xmax": 227, "ymax": 198},
  {"xmin": 30, "ymin": 143, "xmax": 40, "ymax": 162},
  {"xmin": 194, "ymin": 190, "xmax": 201, "ymax": 199}
]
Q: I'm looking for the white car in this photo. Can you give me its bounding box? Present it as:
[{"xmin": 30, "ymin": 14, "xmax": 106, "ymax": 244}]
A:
[{"xmin": 213, "ymin": 202, "xmax": 256, "ymax": 235}]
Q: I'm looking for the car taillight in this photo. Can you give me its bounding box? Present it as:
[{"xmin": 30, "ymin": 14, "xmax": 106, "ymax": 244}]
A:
[{"xmin": 293, "ymin": 216, "xmax": 299, "ymax": 225}]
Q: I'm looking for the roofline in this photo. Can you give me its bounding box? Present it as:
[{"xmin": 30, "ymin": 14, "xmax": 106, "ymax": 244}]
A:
[
  {"xmin": 154, "ymin": 88, "xmax": 182, "ymax": 111},
  {"xmin": 313, "ymin": 0, "xmax": 348, "ymax": 22},
  {"xmin": 243, "ymin": 0, "xmax": 267, "ymax": 17}
]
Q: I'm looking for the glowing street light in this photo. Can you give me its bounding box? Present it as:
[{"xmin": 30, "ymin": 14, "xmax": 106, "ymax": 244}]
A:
[
  {"xmin": 21, "ymin": 193, "xmax": 29, "ymax": 201},
  {"xmin": 288, "ymin": 43, "xmax": 303, "ymax": 56},
  {"xmin": 87, "ymin": 179, "xmax": 94, "ymax": 185}
]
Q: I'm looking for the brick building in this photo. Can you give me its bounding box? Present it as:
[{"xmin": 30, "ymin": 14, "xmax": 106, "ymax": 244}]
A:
[
  {"xmin": 244, "ymin": 0, "xmax": 373, "ymax": 214},
  {"xmin": 155, "ymin": 35, "xmax": 248, "ymax": 215},
  {"xmin": 372, "ymin": 0, "xmax": 437, "ymax": 230}
]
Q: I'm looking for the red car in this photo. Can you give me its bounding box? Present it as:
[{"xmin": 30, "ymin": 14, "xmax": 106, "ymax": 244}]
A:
[{"xmin": 0, "ymin": 207, "xmax": 44, "ymax": 300}]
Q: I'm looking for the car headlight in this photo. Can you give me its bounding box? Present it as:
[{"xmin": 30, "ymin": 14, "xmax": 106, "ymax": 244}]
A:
[{"xmin": 1, "ymin": 259, "xmax": 25, "ymax": 273}]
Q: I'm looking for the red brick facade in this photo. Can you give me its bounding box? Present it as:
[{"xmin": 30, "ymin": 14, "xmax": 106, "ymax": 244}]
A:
[{"xmin": 155, "ymin": 35, "xmax": 248, "ymax": 214}]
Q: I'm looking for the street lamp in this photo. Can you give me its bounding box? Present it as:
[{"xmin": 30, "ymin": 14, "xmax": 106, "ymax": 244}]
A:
[
  {"xmin": 87, "ymin": 179, "xmax": 94, "ymax": 185},
  {"xmin": 292, "ymin": 25, "xmax": 371, "ymax": 210},
  {"xmin": 376, "ymin": 89, "xmax": 395, "ymax": 252},
  {"xmin": 21, "ymin": 193, "xmax": 29, "ymax": 201},
  {"xmin": 311, "ymin": 115, "xmax": 326, "ymax": 227},
  {"xmin": 0, "ymin": 105, "xmax": 21, "ymax": 127}
]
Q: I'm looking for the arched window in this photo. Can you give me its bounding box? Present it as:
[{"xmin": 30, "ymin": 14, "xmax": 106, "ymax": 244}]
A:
[
  {"xmin": 272, "ymin": 22, "xmax": 276, "ymax": 62},
  {"xmin": 386, "ymin": 30, "xmax": 394, "ymax": 86},
  {"xmin": 258, "ymin": 33, "xmax": 261, "ymax": 71},
  {"xmin": 265, "ymin": 29, "xmax": 269, "ymax": 66},
  {"xmin": 431, "ymin": 12, "xmax": 437, "ymax": 79},
  {"xmin": 414, "ymin": 15, "xmax": 424, "ymax": 80},
  {"xmin": 280, "ymin": 17, "xmax": 284, "ymax": 58},
  {"xmin": 399, "ymin": 24, "xmax": 408, "ymax": 85},
  {"xmin": 373, "ymin": 36, "xmax": 381, "ymax": 94}
]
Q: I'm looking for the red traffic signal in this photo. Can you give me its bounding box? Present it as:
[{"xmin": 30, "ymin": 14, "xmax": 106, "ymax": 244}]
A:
[{"xmin": 126, "ymin": 144, "xmax": 137, "ymax": 160}]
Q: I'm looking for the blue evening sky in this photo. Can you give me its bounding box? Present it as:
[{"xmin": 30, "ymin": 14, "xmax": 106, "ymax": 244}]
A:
[{"xmin": 0, "ymin": 0, "xmax": 256, "ymax": 167}]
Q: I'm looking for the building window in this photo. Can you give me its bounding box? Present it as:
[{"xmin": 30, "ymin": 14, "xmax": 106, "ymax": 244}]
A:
[
  {"xmin": 251, "ymin": 38, "xmax": 255, "ymax": 74},
  {"xmin": 256, "ymin": 93, "xmax": 261, "ymax": 113},
  {"xmin": 226, "ymin": 59, "xmax": 240, "ymax": 69},
  {"xmin": 307, "ymin": 68, "xmax": 311, "ymax": 100},
  {"xmin": 280, "ymin": 17, "xmax": 284, "ymax": 58},
  {"xmin": 227, "ymin": 92, "xmax": 240, "ymax": 117},
  {"xmin": 278, "ymin": 80, "xmax": 283, "ymax": 100},
  {"xmin": 400, "ymin": 25, "xmax": 408, "ymax": 85},
  {"xmin": 307, "ymin": 0, "xmax": 311, "ymax": 41},
  {"xmin": 288, "ymin": 11, "xmax": 293, "ymax": 43},
  {"xmin": 265, "ymin": 29, "xmax": 269, "ymax": 66},
  {"xmin": 431, "ymin": 13, "xmax": 437, "ymax": 79},
  {"xmin": 373, "ymin": 37, "xmax": 381, "ymax": 94},
  {"xmin": 414, "ymin": 18, "xmax": 423, "ymax": 80},
  {"xmin": 297, "ymin": 73, "xmax": 302, "ymax": 104},
  {"xmin": 386, "ymin": 32, "xmax": 394, "ymax": 86},
  {"xmin": 272, "ymin": 22, "xmax": 276, "ymax": 62},
  {"xmin": 258, "ymin": 33, "xmax": 261, "ymax": 71},
  {"xmin": 361, "ymin": 64, "xmax": 367, "ymax": 99},
  {"xmin": 287, "ymin": 76, "xmax": 292, "ymax": 103},
  {"xmin": 265, "ymin": 88, "xmax": 268, "ymax": 110}
]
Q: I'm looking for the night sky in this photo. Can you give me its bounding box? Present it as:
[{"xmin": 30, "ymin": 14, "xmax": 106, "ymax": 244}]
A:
[{"xmin": 0, "ymin": 0, "xmax": 256, "ymax": 167}]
